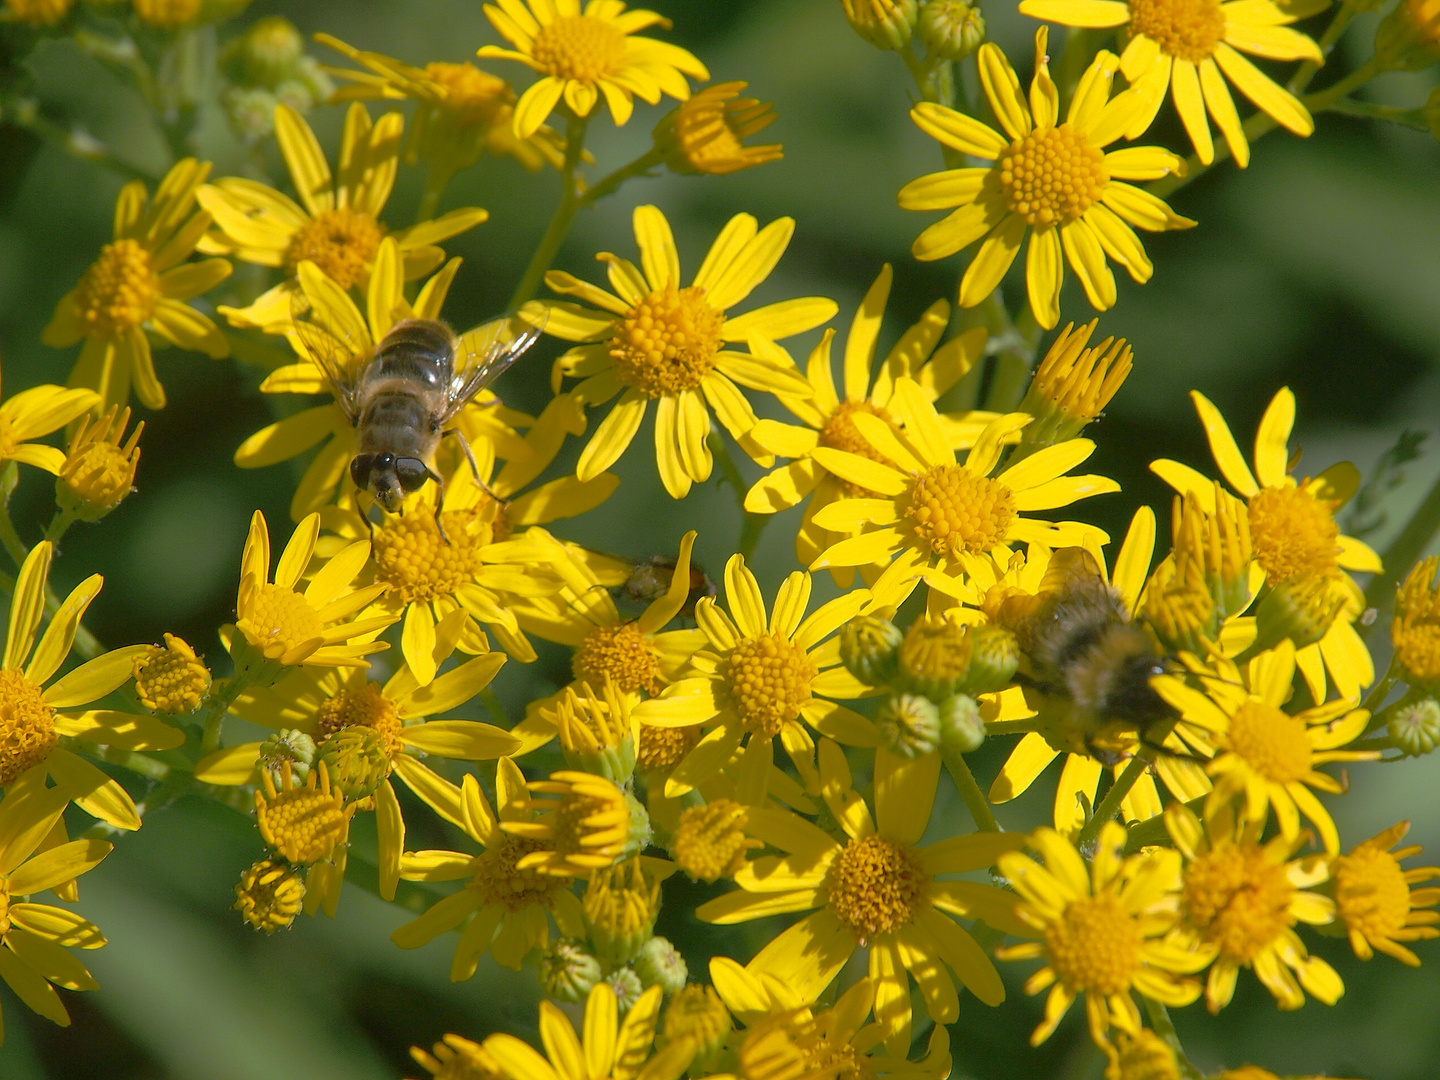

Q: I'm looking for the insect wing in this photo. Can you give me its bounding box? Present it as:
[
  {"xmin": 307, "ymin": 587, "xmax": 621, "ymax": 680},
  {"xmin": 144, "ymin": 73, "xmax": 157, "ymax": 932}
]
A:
[
  {"xmin": 440, "ymin": 313, "xmax": 544, "ymax": 423},
  {"xmin": 1037, "ymin": 547, "xmax": 1114, "ymax": 605},
  {"xmin": 289, "ymin": 287, "xmax": 365, "ymax": 424}
]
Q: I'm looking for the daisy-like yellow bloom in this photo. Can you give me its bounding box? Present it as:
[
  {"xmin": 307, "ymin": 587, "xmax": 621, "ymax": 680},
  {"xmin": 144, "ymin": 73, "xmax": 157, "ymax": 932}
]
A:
[
  {"xmin": 410, "ymin": 1034, "xmax": 504, "ymax": 1080},
  {"xmin": 253, "ymin": 761, "xmax": 355, "ymax": 916},
  {"xmin": 1330, "ymin": 821, "xmax": 1440, "ymax": 965},
  {"xmin": 653, "ymin": 81, "xmax": 783, "ymax": 176},
  {"xmin": 0, "ymin": 372, "xmax": 97, "ymax": 475},
  {"xmin": 392, "ymin": 762, "xmax": 586, "ymax": 977},
  {"xmin": 1155, "ymin": 640, "xmax": 1376, "ymax": 855},
  {"xmin": 541, "ymin": 204, "xmax": 833, "ymax": 499},
  {"xmin": 634, "ymin": 555, "xmax": 875, "ymax": 796},
  {"xmin": 236, "ymin": 243, "xmax": 531, "ymax": 519},
  {"xmin": 233, "ymin": 510, "xmax": 393, "ymax": 672},
  {"xmin": 1, "ymin": 542, "xmax": 183, "ymax": 830},
  {"xmin": 1152, "ymin": 388, "xmax": 1381, "ymax": 701},
  {"xmin": 0, "ymin": 769, "xmax": 113, "ymax": 1032},
  {"xmin": 501, "ymin": 768, "xmax": 632, "ymax": 877},
  {"xmin": 1019, "ymin": 0, "xmax": 1323, "ymax": 168},
  {"xmin": 899, "ymin": 28, "xmax": 1194, "ymax": 331},
  {"xmin": 54, "ymin": 404, "xmax": 143, "ymax": 523},
  {"xmin": 318, "ymin": 34, "xmax": 567, "ymax": 176},
  {"xmin": 43, "ymin": 158, "xmax": 231, "ymax": 411},
  {"xmin": 1163, "ymin": 799, "xmax": 1342, "ymax": 1013},
  {"xmin": 809, "ymin": 377, "xmax": 1115, "ymax": 605},
  {"xmin": 743, "ymin": 264, "xmax": 992, "ymax": 575},
  {"xmin": 1103, "ymin": 1028, "xmax": 1181, "ymax": 1080},
  {"xmin": 996, "ymin": 821, "xmax": 1203, "ymax": 1048},
  {"xmin": 197, "ymin": 103, "xmax": 487, "ymax": 332},
  {"xmin": 194, "ymin": 647, "xmax": 519, "ymax": 900},
  {"xmin": 699, "ymin": 740, "xmax": 1026, "ymax": 1054},
  {"xmin": 478, "ymin": 0, "xmax": 710, "ymax": 139}
]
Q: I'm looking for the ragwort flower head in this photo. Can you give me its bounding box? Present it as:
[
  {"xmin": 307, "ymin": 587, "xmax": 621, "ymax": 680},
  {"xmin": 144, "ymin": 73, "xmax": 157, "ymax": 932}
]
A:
[
  {"xmin": 3, "ymin": 0, "xmax": 75, "ymax": 27},
  {"xmin": 1020, "ymin": 0, "xmax": 1323, "ymax": 167},
  {"xmin": 699, "ymin": 741, "xmax": 1024, "ymax": 1055},
  {"xmin": 198, "ymin": 102, "xmax": 487, "ymax": 332},
  {"xmin": 410, "ymin": 1033, "xmax": 505, "ymax": 1080},
  {"xmin": 1330, "ymin": 821, "xmax": 1440, "ymax": 966},
  {"xmin": 0, "ymin": 369, "xmax": 98, "ymax": 476},
  {"xmin": 899, "ymin": 28, "xmax": 1194, "ymax": 331},
  {"xmin": 542, "ymin": 204, "xmax": 834, "ymax": 499},
  {"xmin": 654, "ymin": 80, "xmax": 783, "ymax": 176},
  {"xmin": 1392, "ymin": 555, "xmax": 1440, "ymax": 687},
  {"xmin": 43, "ymin": 158, "xmax": 231, "ymax": 411},
  {"xmin": 501, "ymin": 768, "xmax": 633, "ymax": 877},
  {"xmin": 478, "ymin": 0, "xmax": 710, "ymax": 139},
  {"xmin": 55, "ymin": 405, "xmax": 143, "ymax": 522}
]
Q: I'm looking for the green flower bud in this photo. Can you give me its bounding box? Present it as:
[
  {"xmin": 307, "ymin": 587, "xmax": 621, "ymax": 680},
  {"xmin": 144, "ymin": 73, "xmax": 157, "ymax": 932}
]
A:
[
  {"xmin": 258, "ymin": 728, "xmax": 316, "ymax": 783},
  {"xmin": 317, "ymin": 725, "xmax": 390, "ymax": 800},
  {"xmin": 896, "ymin": 613, "xmax": 972, "ymax": 699},
  {"xmin": 840, "ymin": 0, "xmax": 918, "ymax": 51},
  {"xmin": 875, "ymin": 693, "xmax": 941, "ymax": 758},
  {"xmin": 633, "ymin": 935, "xmax": 688, "ymax": 995},
  {"xmin": 227, "ymin": 16, "xmax": 304, "ymax": 86},
  {"xmin": 916, "ymin": 0, "xmax": 985, "ymax": 59},
  {"xmin": 604, "ymin": 967, "xmax": 646, "ymax": 1013},
  {"xmin": 621, "ymin": 790, "xmax": 654, "ymax": 861},
  {"xmin": 938, "ymin": 694, "xmax": 986, "ymax": 754},
  {"xmin": 1384, "ymin": 695, "xmax": 1440, "ymax": 756},
  {"xmin": 540, "ymin": 939, "xmax": 604, "ymax": 1003},
  {"xmin": 1250, "ymin": 573, "xmax": 1346, "ymax": 655},
  {"xmin": 583, "ymin": 859, "xmax": 661, "ymax": 968},
  {"xmin": 840, "ymin": 614, "xmax": 902, "ymax": 686},
  {"xmin": 957, "ymin": 624, "xmax": 1019, "ymax": 695},
  {"xmin": 220, "ymin": 85, "xmax": 280, "ymax": 142}
]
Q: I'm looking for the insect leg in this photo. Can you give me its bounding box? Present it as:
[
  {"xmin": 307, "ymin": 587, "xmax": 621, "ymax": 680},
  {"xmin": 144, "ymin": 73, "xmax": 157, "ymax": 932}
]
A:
[
  {"xmin": 442, "ymin": 427, "xmax": 507, "ymax": 506},
  {"xmin": 427, "ymin": 464, "xmax": 451, "ymax": 545}
]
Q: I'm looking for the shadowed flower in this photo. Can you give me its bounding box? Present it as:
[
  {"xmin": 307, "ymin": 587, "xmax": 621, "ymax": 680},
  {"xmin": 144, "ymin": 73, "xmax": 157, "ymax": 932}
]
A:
[
  {"xmin": 1330, "ymin": 821, "xmax": 1440, "ymax": 965},
  {"xmin": 654, "ymin": 81, "xmax": 782, "ymax": 175}
]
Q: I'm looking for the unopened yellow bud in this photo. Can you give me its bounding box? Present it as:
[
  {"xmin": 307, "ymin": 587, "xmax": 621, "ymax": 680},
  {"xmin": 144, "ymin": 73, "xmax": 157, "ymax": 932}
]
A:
[
  {"xmin": 876, "ymin": 693, "xmax": 941, "ymax": 758},
  {"xmin": 840, "ymin": 0, "xmax": 918, "ymax": 50},
  {"xmin": 132, "ymin": 0, "xmax": 202, "ymax": 29},
  {"xmin": 633, "ymin": 935, "xmax": 688, "ymax": 994},
  {"xmin": 661, "ymin": 984, "xmax": 731, "ymax": 1069},
  {"xmin": 1376, "ymin": 0, "xmax": 1440, "ymax": 71},
  {"xmin": 938, "ymin": 693, "xmax": 985, "ymax": 753},
  {"xmin": 654, "ymin": 81, "xmax": 783, "ymax": 176},
  {"xmin": 540, "ymin": 938, "xmax": 604, "ymax": 1003},
  {"xmin": 1251, "ymin": 571, "xmax": 1347, "ymax": 654},
  {"xmin": 673, "ymin": 798, "xmax": 755, "ymax": 882},
  {"xmin": 318, "ymin": 725, "xmax": 390, "ymax": 800},
  {"xmin": 917, "ymin": 0, "xmax": 985, "ymax": 59},
  {"xmin": 959, "ymin": 623, "xmax": 1019, "ymax": 694},
  {"xmin": 234, "ymin": 858, "xmax": 304, "ymax": 933},
  {"xmin": 896, "ymin": 612, "xmax": 972, "ymax": 699},
  {"xmin": 1014, "ymin": 321, "xmax": 1132, "ymax": 460},
  {"xmin": 582, "ymin": 858, "xmax": 661, "ymax": 967},
  {"xmin": 5, "ymin": 0, "xmax": 73, "ymax": 27}
]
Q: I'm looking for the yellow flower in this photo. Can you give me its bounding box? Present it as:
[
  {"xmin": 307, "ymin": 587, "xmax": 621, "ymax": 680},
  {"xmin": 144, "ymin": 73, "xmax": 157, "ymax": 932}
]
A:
[
  {"xmin": 1020, "ymin": 0, "xmax": 1323, "ymax": 167},
  {"xmin": 899, "ymin": 28, "xmax": 1193, "ymax": 330},
  {"xmin": 809, "ymin": 380, "xmax": 1115, "ymax": 606},
  {"xmin": 1392, "ymin": 556, "xmax": 1440, "ymax": 686},
  {"xmin": 253, "ymin": 761, "xmax": 355, "ymax": 917},
  {"xmin": 1, "ymin": 542, "xmax": 184, "ymax": 830},
  {"xmin": 542, "ymin": 204, "xmax": 833, "ymax": 498},
  {"xmin": 1104, "ymin": 1028, "xmax": 1181, "ymax": 1080},
  {"xmin": 699, "ymin": 740, "xmax": 1024, "ymax": 1054},
  {"xmin": 1164, "ymin": 799, "xmax": 1342, "ymax": 1013},
  {"xmin": 54, "ymin": 405, "xmax": 143, "ymax": 522},
  {"xmin": 996, "ymin": 821, "xmax": 1203, "ymax": 1048},
  {"xmin": 198, "ymin": 103, "xmax": 487, "ymax": 332},
  {"xmin": 0, "ymin": 768, "xmax": 113, "ymax": 1031},
  {"xmin": 1155, "ymin": 640, "xmax": 1376, "ymax": 855},
  {"xmin": 43, "ymin": 158, "xmax": 231, "ymax": 410},
  {"xmin": 501, "ymin": 768, "xmax": 633, "ymax": 877},
  {"xmin": 653, "ymin": 81, "xmax": 783, "ymax": 176},
  {"xmin": 131, "ymin": 633, "xmax": 210, "ymax": 714},
  {"xmin": 232, "ymin": 510, "xmax": 393, "ymax": 671},
  {"xmin": 478, "ymin": 0, "xmax": 710, "ymax": 139},
  {"xmin": 4, "ymin": 0, "xmax": 72, "ymax": 26},
  {"xmin": 743, "ymin": 264, "xmax": 993, "ymax": 577},
  {"xmin": 1151, "ymin": 387, "xmax": 1381, "ymax": 701},
  {"xmin": 132, "ymin": 0, "xmax": 202, "ymax": 29},
  {"xmin": 634, "ymin": 555, "xmax": 874, "ymax": 796},
  {"xmin": 317, "ymin": 33, "xmax": 568, "ymax": 175},
  {"xmin": 0, "ymin": 370, "xmax": 98, "ymax": 475},
  {"xmin": 410, "ymin": 1034, "xmax": 505, "ymax": 1080},
  {"xmin": 1330, "ymin": 821, "xmax": 1440, "ymax": 965},
  {"xmin": 392, "ymin": 762, "xmax": 586, "ymax": 977}
]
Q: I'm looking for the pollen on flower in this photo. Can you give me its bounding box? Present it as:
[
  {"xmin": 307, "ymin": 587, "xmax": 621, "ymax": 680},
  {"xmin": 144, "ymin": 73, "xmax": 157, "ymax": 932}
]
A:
[
  {"xmin": 609, "ymin": 285, "xmax": 724, "ymax": 397},
  {"xmin": 285, "ymin": 206, "xmax": 386, "ymax": 289},
  {"xmin": 903, "ymin": 463, "xmax": 1016, "ymax": 557},
  {"xmin": 572, "ymin": 622, "xmax": 662, "ymax": 694},
  {"xmin": 638, "ymin": 723, "xmax": 702, "ymax": 772},
  {"xmin": 317, "ymin": 681, "xmax": 403, "ymax": 757},
  {"xmin": 234, "ymin": 857, "xmax": 306, "ymax": 933},
  {"xmin": 1044, "ymin": 893, "xmax": 1143, "ymax": 995},
  {"xmin": 997, "ymin": 125, "xmax": 1108, "ymax": 227},
  {"xmin": 469, "ymin": 834, "xmax": 568, "ymax": 909},
  {"xmin": 255, "ymin": 762, "xmax": 353, "ymax": 865},
  {"xmin": 0, "ymin": 669, "xmax": 58, "ymax": 785},
  {"xmin": 74, "ymin": 239, "xmax": 161, "ymax": 338},
  {"xmin": 1247, "ymin": 485, "xmax": 1340, "ymax": 584},
  {"xmin": 1224, "ymin": 701, "xmax": 1312, "ymax": 785},
  {"xmin": 673, "ymin": 798, "xmax": 752, "ymax": 882},
  {"xmin": 241, "ymin": 582, "xmax": 327, "ymax": 658},
  {"xmin": 825, "ymin": 833, "xmax": 924, "ymax": 943},
  {"xmin": 424, "ymin": 62, "xmax": 511, "ymax": 126},
  {"xmin": 1181, "ymin": 844, "xmax": 1294, "ymax": 962},
  {"xmin": 132, "ymin": 633, "xmax": 211, "ymax": 715},
  {"xmin": 820, "ymin": 401, "xmax": 895, "ymax": 495},
  {"xmin": 1128, "ymin": 0, "xmax": 1227, "ymax": 64},
  {"xmin": 372, "ymin": 510, "xmax": 487, "ymax": 603},
  {"xmin": 724, "ymin": 633, "xmax": 817, "ymax": 736},
  {"xmin": 530, "ymin": 14, "xmax": 629, "ymax": 81}
]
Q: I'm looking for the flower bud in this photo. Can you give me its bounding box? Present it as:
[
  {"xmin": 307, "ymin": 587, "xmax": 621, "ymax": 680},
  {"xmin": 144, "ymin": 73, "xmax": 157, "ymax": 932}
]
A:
[
  {"xmin": 673, "ymin": 798, "xmax": 755, "ymax": 882},
  {"xmin": 1250, "ymin": 572, "xmax": 1346, "ymax": 654},
  {"xmin": 540, "ymin": 938, "xmax": 604, "ymax": 1003},
  {"xmin": 661, "ymin": 984, "xmax": 732, "ymax": 1070},
  {"xmin": 132, "ymin": 633, "xmax": 211, "ymax": 714},
  {"xmin": 220, "ymin": 86, "xmax": 281, "ymax": 142},
  {"xmin": 840, "ymin": 0, "xmax": 918, "ymax": 51},
  {"xmin": 622, "ymin": 790, "xmax": 654, "ymax": 862},
  {"xmin": 56, "ymin": 406, "xmax": 143, "ymax": 523},
  {"xmin": 8, "ymin": 0, "xmax": 74, "ymax": 25},
  {"xmin": 1375, "ymin": 0, "xmax": 1440, "ymax": 71},
  {"xmin": 583, "ymin": 858, "xmax": 661, "ymax": 968},
  {"xmin": 1104, "ymin": 1028, "xmax": 1180, "ymax": 1080},
  {"xmin": 318, "ymin": 726, "xmax": 390, "ymax": 800},
  {"xmin": 234, "ymin": 858, "xmax": 304, "ymax": 933},
  {"xmin": 875, "ymin": 693, "xmax": 941, "ymax": 758},
  {"xmin": 258, "ymin": 728, "xmax": 316, "ymax": 783},
  {"xmin": 916, "ymin": 0, "xmax": 985, "ymax": 59},
  {"xmin": 132, "ymin": 0, "xmax": 202, "ymax": 30},
  {"xmin": 1384, "ymin": 695, "xmax": 1440, "ymax": 756},
  {"xmin": 604, "ymin": 967, "xmax": 646, "ymax": 1013},
  {"xmin": 938, "ymin": 694, "xmax": 986, "ymax": 753},
  {"xmin": 633, "ymin": 935, "xmax": 688, "ymax": 995},
  {"xmin": 554, "ymin": 682, "xmax": 636, "ymax": 785},
  {"xmin": 840, "ymin": 614, "xmax": 902, "ymax": 686},
  {"xmin": 896, "ymin": 612, "xmax": 972, "ymax": 699},
  {"xmin": 654, "ymin": 81, "xmax": 783, "ymax": 176},
  {"xmin": 232, "ymin": 17, "xmax": 304, "ymax": 84},
  {"xmin": 957, "ymin": 623, "xmax": 1019, "ymax": 695}
]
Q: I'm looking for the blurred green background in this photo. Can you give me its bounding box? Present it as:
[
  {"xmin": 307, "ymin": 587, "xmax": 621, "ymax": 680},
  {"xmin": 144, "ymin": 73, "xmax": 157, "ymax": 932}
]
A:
[{"xmin": 1, "ymin": 0, "xmax": 1439, "ymax": 1076}]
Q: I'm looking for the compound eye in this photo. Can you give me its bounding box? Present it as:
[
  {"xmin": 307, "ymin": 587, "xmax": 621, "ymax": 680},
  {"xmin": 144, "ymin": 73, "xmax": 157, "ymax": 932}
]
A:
[
  {"xmin": 394, "ymin": 457, "xmax": 432, "ymax": 493},
  {"xmin": 350, "ymin": 455, "xmax": 374, "ymax": 491}
]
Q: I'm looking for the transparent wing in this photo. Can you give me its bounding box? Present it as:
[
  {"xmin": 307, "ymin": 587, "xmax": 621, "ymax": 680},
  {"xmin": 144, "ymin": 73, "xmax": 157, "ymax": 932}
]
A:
[
  {"xmin": 289, "ymin": 287, "xmax": 366, "ymax": 425},
  {"xmin": 1037, "ymin": 547, "xmax": 1111, "ymax": 602},
  {"xmin": 439, "ymin": 311, "xmax": 546, "ymax": 424}
]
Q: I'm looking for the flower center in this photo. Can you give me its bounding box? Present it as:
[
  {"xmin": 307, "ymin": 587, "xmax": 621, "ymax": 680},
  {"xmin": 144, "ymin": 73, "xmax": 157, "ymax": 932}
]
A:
[
  {"xmin": 826, "ymin": 834, "xmax": 924, "ymax": 944},
  {"xmin": 610, "ymin": 285, "xmax": 724, "ymax": 398},
  {"xmin": 285, "ymin": 207, "xmax": 386, "ymax": 290},
  {"xmin": 1181, "ymin": 844, "xmax": 1294, "ymax": 961},
  {"xmin": 1127, "ymin": 0, "xmax": 1227, "ymax": 63},
  {"xmin": 244, "ymin": 583, "xmax": 327, "ymax": 657},
  {"xmin": 133, "ymin": 0, "xmax": 201, "ymax": 29},
  {"xmin": 673, "ymin": 799, "xmax": 751, "ymax": 883},
  {"xmin": 637, "ymin": 723, "xmax": 702, "ymax": 772},
  {"xmin": 724, "ymin": 633, "xmax": 817, "ymax": 736},
  {"xmin": 1043, "ymin": 892, "xmax": 1143, "ymax": 995},
  {"xmin": 132, "ymin": 634, "xmax": 211, "ymax": 715},
  {"xmin": 530, "ymin": 14, "xmax": 629, "ymax": 81},
  {"xmin": 1247, "ymin": 485, "xmax": 1340, "ymax": 584},
  {"xmin": 1332, "ymin": 844, "xmax": 1413, "ymax": 945},
  {"xmin": 470, "ymin": 834, "xmax": 568, "ymax": 909},
  {"xmin": 317, "ymin": 681, "xmax": 404, "ymax": 758},
  {"xmin": 902, "ymin": 463, "xmax": 1016, "ymax": 557},
  {"xmin": 371, "ymin": 509, "xmax": 488, "ymax": 604},
  {"xmin": 572, "ymin": 622, "xmax": 662, "ymax": 695},
  {"xmin": 75, "ymin": 239, "xmax": 161, "ymax": 338},
  {"xmin": 234, "ymin": 858, "xmax": 306, "ymax": 934},
  {"xmin": 997, "ymin": 124, "xmax": 1108, "ymax": 228},
  {"xmin": 424, "ymin": 62, "xmax": 510, "ymax": 126},
  {"xmin": 0, "ymin": 669, "xmax": 58, "ymax": 786},
  {"xmin": 1225, "ymin": 700, "xmax": 1312, "ymax": 786},
  {"xmin": 1395, "ymin": 622, "xmax": 1440, "ymax": 684},
  {"xmin": 61, "ymin": 443, "xmax": 136, "ymax": 515},
  {"xmin": 255, "ymin": 767, "xmax": 351, "ymax": 865},
  {"xmin": 820, "ymin": 401, "xmax": 895, "ymax": 496}
]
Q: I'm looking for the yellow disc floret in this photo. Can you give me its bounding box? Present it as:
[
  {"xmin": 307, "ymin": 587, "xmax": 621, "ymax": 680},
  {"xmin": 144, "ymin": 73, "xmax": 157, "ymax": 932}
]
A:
[
  {"xmin": 316, "ymin": 681, "xmax": 403, "ymax": 758},
  {"xmin": 637, "ymin": 723, "xmax": 702, "ymax": 773},
  {"xmin": 673, "ymin": 798, "xmax": 752, "ymax": 883},
  {"xmin": 1181, "ymin": 844, "xmax": 1293, "ymax": 962},
  {"xmin": 1127, "ymin": 0, "xmax": 1227, "ymax": 63},
  {"xmin": 530, "ymin": 14, "xmax": 629, "ymax": 80},
  {"xmin": 724, "ymin": 633, "xmax": 817, "ymax": 736},
  {"xmin": 820, "ymin": 401, "xmax": 895, "ymax": 496},
  {"xmin": 0, "ymin": 669, "xmax": 58, "ymax": 785},
  {"xmin": 424, "ymin": 62, "xmax": 511, "ymax": 126},
  {"xmin": 469, "ymin": 834, "xmax": 568, "ymax": 909},
  {"xmin": 610, "ymin": 285, "xmax": 724, "ymax": 397},
  {"xmin": 255, "ymin": 762, "xmax": 353, "ymax": 865},
  {"xmin": 74, "ymin": 239, "xmax": 161, "ymax": 338},
  {"xmin": 825, "ymin": 834, "xmax": 924, "ymax": 944},
  {"xmin": 132, "ymin": 633, "xmax": 211, "ymax": 715},
  {"xmin": 997, "ymin": 125, "xmax": 1108, "ymax": 227},
  {"xmin": 572, "ymin": 622, "xmax": 663, "ymax": 695},
  {"xmin": 240, "ymin": 583, "xmax": 328, "ymax": 660},
  {"xmin": 1247, "ymin": 485, "xmax": 1340, "ymax": 584},
  {"xmin": 372, "ymin": 510, "xmax": 487, "ymax": 604},
  {"xmin": 1043, "ymin": 893, "xmax": 1143, "ymax": 995},
  {"xmin": 903, "ymin": 464, "xmax": 1016, "ymax": 557},
  {"xmin": 233, "ymin": 858, "xmax": 306, "ymax": 933},
  {"xmin": 285, "ymin": 207, "xmax": 386, "ymax": 290},
  {"xmin": 1225, "ymin": 700, "xmax": 1312, "ymax": 786}
]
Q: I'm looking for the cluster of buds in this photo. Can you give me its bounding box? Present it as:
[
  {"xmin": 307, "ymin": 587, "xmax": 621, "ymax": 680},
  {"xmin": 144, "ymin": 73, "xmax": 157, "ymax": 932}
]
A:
[
  {"xmin": 1013, "ymin": 321, "xmax": 1133, "ymax": 462},
  {"xmin": 840, "ymin": 611, "xmax": 1017, "ymax": 758},
  {"xmin": 840, "ymin": 0, "xmax": 985, "ymax": 60},
  {"xmin": 218, "ymin": 16, "xmax": 332, "ymax": 142}
]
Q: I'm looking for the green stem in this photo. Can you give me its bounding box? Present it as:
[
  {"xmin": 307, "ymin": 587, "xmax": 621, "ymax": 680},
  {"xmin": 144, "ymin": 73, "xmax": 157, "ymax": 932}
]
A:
[
  {"xmin": 44, "ymin": 508, "xmax": 77, "ymax": 548},
  {"xmin": 1325, "ymin": 98, "xmax": 1431, "ymax": 130},
  {"xmin": 1141, "ymin": 997, "xmax": 1203, "ymax": 1080},
  {"xmin": 507, "ymin": 111, "xmax": 591, "ymax": 311},
  {"xmin": 941, "ymin": 746, "xmax": 1001, "ymax": 831},
  {"xmin": 577, "ymin": 147, "xmax": 665, "ymax": 208},
  {"xmin": 96, "ymin": 747, "xmax": 173, "ymax": 781},
  {"xmin": 0, "ymin": 488, "xmax": 29, "ymax": 570},
  {"xmin": 1124, "ymin": 795, "xmax": 1200, "ymax": 853},
  {"xmin": 1076, "ymin": 751, "xmax": 1152, "ymax": 847},
  {"xmin": 1362, "ymin": 662, "xmax": 1401, "ymax": 719},
  {"xmin": 200, "ymin": 674, "xmax": 251, "ymax": 754}
]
